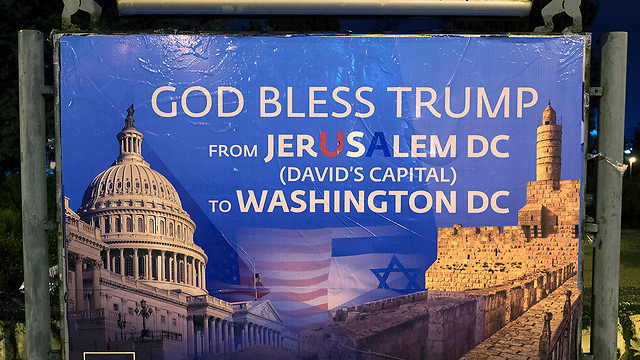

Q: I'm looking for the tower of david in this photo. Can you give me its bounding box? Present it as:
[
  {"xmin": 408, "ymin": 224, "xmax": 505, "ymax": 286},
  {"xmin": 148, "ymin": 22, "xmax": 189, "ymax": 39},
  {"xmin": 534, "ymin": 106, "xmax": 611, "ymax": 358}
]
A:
[{"xmin": 425, "ymin": 103, "xmax": 580, "ymax": 293}]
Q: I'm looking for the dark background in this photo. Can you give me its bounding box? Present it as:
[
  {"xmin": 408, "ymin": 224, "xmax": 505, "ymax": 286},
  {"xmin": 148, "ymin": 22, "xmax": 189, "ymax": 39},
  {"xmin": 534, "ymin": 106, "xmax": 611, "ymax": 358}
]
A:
[{"xmin": 2, "ymin": 0, "xmax": 639, "ymax": 356}]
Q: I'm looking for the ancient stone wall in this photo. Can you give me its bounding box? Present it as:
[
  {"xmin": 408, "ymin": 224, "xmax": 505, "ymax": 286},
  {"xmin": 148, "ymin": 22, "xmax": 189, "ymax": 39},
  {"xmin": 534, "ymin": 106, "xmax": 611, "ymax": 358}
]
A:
[
  {"xmin": 304, "ymin": 262, "xmax": 576, "ymax": 360},
  {"xmin": 331, "ymin": 290, "xmax": 429, "ymax": 321},
  {"xmin": 427, "ymin": 298, "xmax": 478, "ymax": 360},
  {"xmin": 307, "ymin": 297, "xmax": 435, "ymax": 360},
  {"xmin": 525, "ymin": 179, "xmax": 581, "ymax": 235},
  {"xmin": 429, "ymin": 262, "xmax": 575, "ymax": 345},
  {"xmin": 461, "ymin": 276, "xmax": 580, "ymax": 360},
  {"xmin": 425, "ymin": 178, "xmax": 579, "ymax": 294}
]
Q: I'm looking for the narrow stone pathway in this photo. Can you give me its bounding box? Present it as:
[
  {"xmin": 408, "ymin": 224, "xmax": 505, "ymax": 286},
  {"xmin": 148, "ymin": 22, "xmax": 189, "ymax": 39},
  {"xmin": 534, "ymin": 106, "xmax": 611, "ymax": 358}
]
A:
[{"xmin": 462, "ymin": 275, "xmax": 579, "ymax": 359}]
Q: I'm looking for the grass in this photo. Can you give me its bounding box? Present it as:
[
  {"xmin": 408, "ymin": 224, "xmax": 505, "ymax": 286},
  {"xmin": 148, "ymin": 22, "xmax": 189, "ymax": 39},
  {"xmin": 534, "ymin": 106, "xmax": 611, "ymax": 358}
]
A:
[
  {"xmin": 582, "ymin": 228, "xmax": 640, "ymax": 290},
  {"xmin": 620, "ymin": 229, "xmax": 640, "ymax": 288}
]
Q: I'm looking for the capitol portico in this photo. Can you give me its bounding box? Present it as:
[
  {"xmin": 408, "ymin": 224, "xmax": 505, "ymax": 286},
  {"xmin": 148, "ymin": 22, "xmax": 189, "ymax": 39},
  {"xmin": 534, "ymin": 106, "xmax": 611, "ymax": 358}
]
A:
[{"xmin": 65, "ymin": 106, "xmax": 296, "ymax": 360}]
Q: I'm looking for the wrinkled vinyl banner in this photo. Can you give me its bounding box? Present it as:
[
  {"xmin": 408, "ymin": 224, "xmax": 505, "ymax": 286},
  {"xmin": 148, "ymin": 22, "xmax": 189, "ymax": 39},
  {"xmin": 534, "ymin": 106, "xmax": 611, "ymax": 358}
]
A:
[{"xmin": 61, "ymin": 34, "xmax": 585, "ymax": 356}]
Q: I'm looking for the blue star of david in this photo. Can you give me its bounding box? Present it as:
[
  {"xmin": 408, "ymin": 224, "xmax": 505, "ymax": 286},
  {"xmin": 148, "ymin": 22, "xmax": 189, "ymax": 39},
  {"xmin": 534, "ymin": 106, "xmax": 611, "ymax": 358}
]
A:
[{"xmin": 371, "ymin": 255, "xmax": 421, "ymax": 291}]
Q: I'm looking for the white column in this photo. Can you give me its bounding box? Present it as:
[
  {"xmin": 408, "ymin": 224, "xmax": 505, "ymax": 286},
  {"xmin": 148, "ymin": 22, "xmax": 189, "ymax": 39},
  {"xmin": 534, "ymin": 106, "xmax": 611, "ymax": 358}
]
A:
[
  {"xmin": 248, "ymin": 323, "xmax": 254, "ymax": 347},
  {"xmin": 203, "ymin": 316, "xmax": 210, "ymax": 355},
  {"xmin": 216, "ymin": 318, "xmax": 223, "ymax": 354},
  {"xmin": 242, "ymin": 322, "xmax": 248, "ymax": 349},
  {"xmin": 182, "ymin": 315, "xmax": 188, "ymax": 356},
  {"xmin": 133, "ymin": 248, "xmax": 139, "ymax": 279},
  {"xmin": 187, "ymin": 316, "xmax": 194, "ymax": 358},
  {"xmin": 252, "ymin": 325, "xmax": 257, "ymax": 345},
  {"xmin": 160, "ymin": 250, "xmax": 165, "ymax": 281},
  {"xmin": 209, "ymin": 316, "xmax": 215, "ymax": 355},
  {"xmin": 142, "ymin": 250, "xmax": 147, "ymax": 280},
  {"xmin": 92, "ymin": 260, "xmax": 102, "ymax": 309},
  {"xmin": 210, "ymin": 317, "xmax": 220, "ymax": 355},
  {"xmin": 74, "ymin": 255, "xmax": 84, "ymax": 311},
  {"xmin": 191, "ymin": 258, "xmax": 196, "ymax": 286},
  {"xmin": 201, "ymin": 261, "xmax": 206, "ymax": 290},
  {"xmin": 119, "ymin": 248, "xmax": 124, "ymax": 275},
  {"xmin": 173, "ymin": 252, "xmax": 177, "ymax": 282},
  {"xmin": 146, "ymin": 250, "xmax": 151, "ymax": 280},
  {"xmin": 155, "ymin": 252, "xmax": 160, "ymax": 280},
  {"xmin": 229, "ymin": 321, "xmax": 235, "ymax": 352},
  {"xmin": 222, "ymin": 320, "xmax": 229, "ymax": 353}
]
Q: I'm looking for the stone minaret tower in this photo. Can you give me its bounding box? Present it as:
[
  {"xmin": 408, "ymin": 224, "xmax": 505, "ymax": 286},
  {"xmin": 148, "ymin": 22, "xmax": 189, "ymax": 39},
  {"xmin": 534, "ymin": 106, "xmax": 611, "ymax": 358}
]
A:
[{"xmin": 536, "ymin": 103, "xmax": 562, "ymax": 184}]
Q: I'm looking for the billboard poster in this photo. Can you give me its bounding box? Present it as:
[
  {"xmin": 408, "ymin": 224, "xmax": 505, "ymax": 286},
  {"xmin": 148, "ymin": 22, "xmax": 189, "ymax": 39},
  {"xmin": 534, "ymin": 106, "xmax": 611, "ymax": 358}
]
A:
[{"xmin": 59, "ymin": 34, "xmax": 586, "ymax": 359}]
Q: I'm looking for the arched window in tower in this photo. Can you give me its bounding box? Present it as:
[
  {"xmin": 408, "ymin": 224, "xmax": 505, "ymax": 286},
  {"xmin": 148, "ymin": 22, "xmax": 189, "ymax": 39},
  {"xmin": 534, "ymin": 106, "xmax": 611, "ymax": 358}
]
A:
[
  {"xmin": 179, "ymin": 260, "xmax": 184, "ymax": 283},
  {"xmin": 159, "ymin": 220, "xmax": 165, "ymax": 235},
  {"xmin": 169, "ymin": 223, "xmax": 174, "ymax": 237},
  {"xmin": 177, "ymin": 225, "xmax": 181, "ymax": 239},
  {"xmin": 115, "ymin": 217, "xmax": 122, "ymax": 232},
  {"xmin": 125, "ymin": 256, "xmax": 133, "ymax": 277},
  {"xmin": 138, "ymin": 218, "xmax": 144, "ymax": 233},
  {"xmin": 114, "ymin": 256, "xmax": 121, "ymax": 274},
  {"xmin": 104, "ymin": 218, "xmax": 111, "ymax": 233},
  {"xmin": 126, "ymin": 217, "xmax": 132, "ymax": 232},
  {"xmin": 149, "ymin": 218, "xmax": 155, "ymax": 234}
]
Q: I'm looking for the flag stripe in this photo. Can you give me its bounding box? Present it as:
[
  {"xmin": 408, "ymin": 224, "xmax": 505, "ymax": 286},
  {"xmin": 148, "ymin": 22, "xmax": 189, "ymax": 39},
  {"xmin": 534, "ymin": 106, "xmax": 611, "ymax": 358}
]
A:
[
  {"xmin": 277, "ymin": 304, "xmax": 330, "ymax": 316},
  {"xmin": 242, "ymin": 273, "xmax": 328, "ymax": 287},
  {"xmin": 250, "ymin": 251, "xmax": 331, "ymax": 263},
  {"xmin": 273, "ymin": 289, "xmax": 328, "ymax": 302},
  {"xmin": 254, "ymin": 259, "xmax": 331, "ymax": 271},
  {"xmin": 237, "ymin": 227, "xmax": 332, "ymax": 333},
  {"xmin": 243, "ymin": 242, "xmax": 331, "ymax": 255}
]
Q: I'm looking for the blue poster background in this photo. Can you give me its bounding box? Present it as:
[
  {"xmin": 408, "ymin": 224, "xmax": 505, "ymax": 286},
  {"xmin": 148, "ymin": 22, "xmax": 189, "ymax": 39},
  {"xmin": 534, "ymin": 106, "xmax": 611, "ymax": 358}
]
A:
[{"xmin": 60, "ymin": 34, "xmax": 585, "ymax": 331}]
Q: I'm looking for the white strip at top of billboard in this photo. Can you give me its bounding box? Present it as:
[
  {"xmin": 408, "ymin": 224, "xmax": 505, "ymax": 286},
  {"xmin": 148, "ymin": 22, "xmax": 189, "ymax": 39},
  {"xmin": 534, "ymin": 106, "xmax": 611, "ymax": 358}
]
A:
[{"xmin": 117, "ymin": 0, "xmax": 532, "ymax": 16}]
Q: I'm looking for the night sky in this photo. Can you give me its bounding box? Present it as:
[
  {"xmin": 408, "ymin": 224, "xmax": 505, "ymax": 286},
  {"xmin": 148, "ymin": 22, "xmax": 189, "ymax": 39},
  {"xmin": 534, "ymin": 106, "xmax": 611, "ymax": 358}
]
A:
[{"xmin": 589, "ymin": 2, "xmax": 640, "ymax": 140}]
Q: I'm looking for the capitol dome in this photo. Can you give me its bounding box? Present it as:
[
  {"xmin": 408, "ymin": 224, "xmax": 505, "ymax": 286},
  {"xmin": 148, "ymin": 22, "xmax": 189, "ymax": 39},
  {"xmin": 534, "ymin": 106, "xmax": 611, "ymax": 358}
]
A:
[
  {"xmin": 79, "ymin": 147, "xmax": 184, "ymax": 214},
  {"xmin": 77, "ymin": 106, "xmax": 208, "ymax": 296}
]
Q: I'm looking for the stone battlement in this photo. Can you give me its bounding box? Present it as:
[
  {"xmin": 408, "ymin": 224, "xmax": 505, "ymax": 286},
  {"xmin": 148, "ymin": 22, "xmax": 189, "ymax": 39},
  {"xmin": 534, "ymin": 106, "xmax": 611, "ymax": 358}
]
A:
[{"xmin": 331, "ymin": 290, "xmax": 430, "ymax": 321}]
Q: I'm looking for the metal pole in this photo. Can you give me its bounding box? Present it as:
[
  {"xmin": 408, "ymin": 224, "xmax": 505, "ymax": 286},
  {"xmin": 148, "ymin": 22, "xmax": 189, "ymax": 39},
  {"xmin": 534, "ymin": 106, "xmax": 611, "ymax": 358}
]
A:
[
  {"xmin": 18, "ymin": 30, "xmax": 51, "ymax": 360},
  {"xmin": 52, "ymin": 33, "xmax": 70, "ymax": 360},
  {"xmin": 117, "ymin": 0, "xmax": 532, "ymax": 16},
  {"xmin": 592, "ymin": 31, "xmax": 628, "ymax": 359}
]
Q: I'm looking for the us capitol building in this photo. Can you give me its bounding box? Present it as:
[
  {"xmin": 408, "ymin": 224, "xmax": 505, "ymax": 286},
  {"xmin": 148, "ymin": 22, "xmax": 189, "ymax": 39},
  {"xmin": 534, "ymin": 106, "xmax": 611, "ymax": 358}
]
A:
[{"xmin": 65, "ymin": 106, "xmax": 297, "ymax": 359}]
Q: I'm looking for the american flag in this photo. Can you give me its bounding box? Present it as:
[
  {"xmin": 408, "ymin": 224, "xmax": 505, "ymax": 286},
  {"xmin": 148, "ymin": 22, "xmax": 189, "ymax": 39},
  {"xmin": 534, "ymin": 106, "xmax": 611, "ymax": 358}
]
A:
[{"xmin": 236, "ymin": 228, "xmax": 332, "ymax": 333}]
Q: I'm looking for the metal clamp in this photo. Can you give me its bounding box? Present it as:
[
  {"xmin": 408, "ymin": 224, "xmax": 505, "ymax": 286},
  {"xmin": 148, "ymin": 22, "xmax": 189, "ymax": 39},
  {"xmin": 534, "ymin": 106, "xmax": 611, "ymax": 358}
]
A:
[
  {"xmin": 589, "ymin": 87, "xmax": 603, "ymax": 97},
  {"xmin": 582, "ymin": 215, "xmax": 600, "ymax": 247}
]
